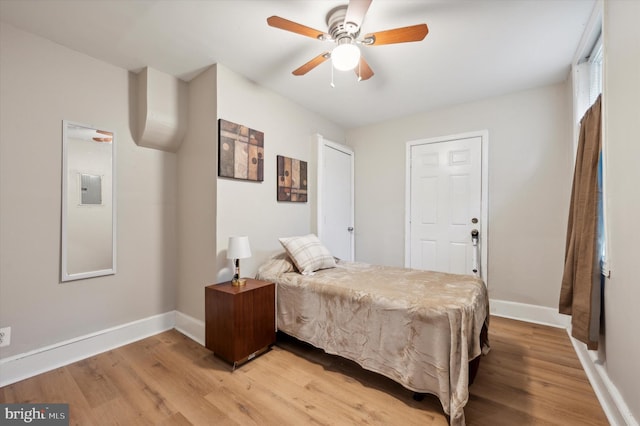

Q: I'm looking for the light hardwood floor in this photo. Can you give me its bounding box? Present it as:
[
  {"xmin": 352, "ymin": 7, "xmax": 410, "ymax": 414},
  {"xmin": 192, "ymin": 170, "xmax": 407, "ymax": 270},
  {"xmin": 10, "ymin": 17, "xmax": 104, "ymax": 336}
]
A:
[{"xmin": 0, "ymin": 316, "xmax": 608, "ymax": 425}]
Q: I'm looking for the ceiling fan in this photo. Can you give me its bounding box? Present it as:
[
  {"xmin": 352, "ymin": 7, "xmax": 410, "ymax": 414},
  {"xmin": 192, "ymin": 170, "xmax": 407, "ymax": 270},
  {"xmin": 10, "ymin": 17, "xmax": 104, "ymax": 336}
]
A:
[{"xmin": 267, "ymin": 0, "xmax": 428, "ymax": 81}]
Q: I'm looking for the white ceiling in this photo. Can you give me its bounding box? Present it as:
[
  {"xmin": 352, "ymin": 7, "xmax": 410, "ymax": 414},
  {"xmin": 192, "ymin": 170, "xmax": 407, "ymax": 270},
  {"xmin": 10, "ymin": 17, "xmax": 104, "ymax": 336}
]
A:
[{"xmin": 0, "ymin": 0, "xmax": 595, "ymax": 129}]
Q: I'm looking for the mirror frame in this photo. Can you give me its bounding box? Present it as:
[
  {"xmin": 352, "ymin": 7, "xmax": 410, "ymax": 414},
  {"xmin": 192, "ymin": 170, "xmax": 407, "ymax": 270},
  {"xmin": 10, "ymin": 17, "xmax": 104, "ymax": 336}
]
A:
[{"xmin": 61, "ymin": 120, "xmax": 116, "ymax": 282}]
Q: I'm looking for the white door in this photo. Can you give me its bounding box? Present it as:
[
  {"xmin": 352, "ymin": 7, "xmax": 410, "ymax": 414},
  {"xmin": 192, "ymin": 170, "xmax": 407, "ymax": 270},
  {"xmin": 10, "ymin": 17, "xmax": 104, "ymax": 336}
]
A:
[
  {"xmin": 318, "ymin": 137, "xmax": 354, "ymax": 261},
  {"xmin": 407, "ymin": 135, "xmax": 486, "ymax": 278}
]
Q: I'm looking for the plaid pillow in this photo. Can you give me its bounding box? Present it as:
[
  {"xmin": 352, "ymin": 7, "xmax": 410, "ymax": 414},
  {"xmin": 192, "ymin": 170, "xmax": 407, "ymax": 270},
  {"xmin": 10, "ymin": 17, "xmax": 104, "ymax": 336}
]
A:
[{"xmin": 279, "ymin": 234, "xmax": 336, "ymax": 275}]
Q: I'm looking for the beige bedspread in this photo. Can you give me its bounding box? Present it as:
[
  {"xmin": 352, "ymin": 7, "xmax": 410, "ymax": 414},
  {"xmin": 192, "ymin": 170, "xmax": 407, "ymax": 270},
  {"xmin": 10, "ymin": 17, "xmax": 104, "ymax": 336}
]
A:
[{"xmin": 257, "ymin": 257, "xmax": 489, "ymax": 426}]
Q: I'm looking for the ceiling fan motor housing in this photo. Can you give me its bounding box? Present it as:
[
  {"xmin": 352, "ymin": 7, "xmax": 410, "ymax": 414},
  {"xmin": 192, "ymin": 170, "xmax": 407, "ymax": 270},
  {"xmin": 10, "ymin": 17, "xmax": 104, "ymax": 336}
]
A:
[{"xmin": 326, "ymin": 5, "xmax": 360, "ymax": 44}]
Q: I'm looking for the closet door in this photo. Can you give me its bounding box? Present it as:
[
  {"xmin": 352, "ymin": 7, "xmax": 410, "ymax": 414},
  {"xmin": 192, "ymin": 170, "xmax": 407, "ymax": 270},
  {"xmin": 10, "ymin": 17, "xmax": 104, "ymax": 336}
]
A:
[{"xmin": 318, "ymin": 136, "xmax": 354, "ymax": 261}]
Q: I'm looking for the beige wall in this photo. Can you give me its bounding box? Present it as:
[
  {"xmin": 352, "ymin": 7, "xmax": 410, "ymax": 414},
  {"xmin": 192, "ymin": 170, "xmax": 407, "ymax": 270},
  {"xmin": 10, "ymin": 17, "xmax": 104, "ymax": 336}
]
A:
[
  {"xmin": 602, "ymin": 0, "xmax": 640, "ymax": 420},
  {"xmin": 346, "ymin": 83, "xmax": 573, "ymax": 308},
  {"xmin": 175, "ymin": 66, "xmax": 218, "ymax": 321},
  {"xmin": 0, "ymin": 24, "xmax": 177, "ymax": 358},
  {"xmin": 215, "ymin": 65, "xmax": 345, "ymax": 287}
]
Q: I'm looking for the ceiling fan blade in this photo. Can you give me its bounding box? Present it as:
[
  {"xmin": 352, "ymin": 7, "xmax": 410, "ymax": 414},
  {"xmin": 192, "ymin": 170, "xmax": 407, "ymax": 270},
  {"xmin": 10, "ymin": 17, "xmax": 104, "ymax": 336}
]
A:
[
  {"xmin": 355, "ymin": 56, "xmax": 374, "ymax": 81},
  {"xmin": 364, "ymin": 23, "xmax": 429, "ymax": 45},
  {"xmin": 292, "ymin": 52, "xmax": 330, "ymax": 76},
  {"xmin": 267, "ymin": 16, "xmax": 329, "ymax": 40},
  {"xmin": 94, "ymin": 129, "xmax": 113, "ymax": 142},
  {"xmin": 344, "ymin": 0, "xmax": 372, "ymax": 32}
]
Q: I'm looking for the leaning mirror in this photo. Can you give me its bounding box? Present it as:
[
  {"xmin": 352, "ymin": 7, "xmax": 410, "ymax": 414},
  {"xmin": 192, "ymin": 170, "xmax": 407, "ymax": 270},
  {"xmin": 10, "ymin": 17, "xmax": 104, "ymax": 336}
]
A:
[{"xmin": 61, "ymin": 120, "xmax": 116, "ymax": 281}]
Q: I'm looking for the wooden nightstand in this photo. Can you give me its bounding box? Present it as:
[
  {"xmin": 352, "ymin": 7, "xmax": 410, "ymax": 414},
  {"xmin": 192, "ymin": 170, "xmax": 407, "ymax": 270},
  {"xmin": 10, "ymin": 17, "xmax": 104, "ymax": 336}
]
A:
[{"xmin": 205, "ymin": 278, "xmax": 275, "ymax": 369}]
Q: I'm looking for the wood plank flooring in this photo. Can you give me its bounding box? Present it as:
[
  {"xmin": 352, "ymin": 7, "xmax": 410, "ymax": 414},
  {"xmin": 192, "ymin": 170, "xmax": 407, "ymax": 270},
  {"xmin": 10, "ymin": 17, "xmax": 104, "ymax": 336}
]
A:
[{"xmin": 0, "ymin": 316, "xmax": 609, "ymax": 425}]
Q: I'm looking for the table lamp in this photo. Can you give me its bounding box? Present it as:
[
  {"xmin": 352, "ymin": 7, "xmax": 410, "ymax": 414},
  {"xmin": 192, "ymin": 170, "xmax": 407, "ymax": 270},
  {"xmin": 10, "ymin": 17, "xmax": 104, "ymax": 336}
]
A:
[{"xmin": 227, "ymin": 236, "xmax": 251, "ymax": 286}]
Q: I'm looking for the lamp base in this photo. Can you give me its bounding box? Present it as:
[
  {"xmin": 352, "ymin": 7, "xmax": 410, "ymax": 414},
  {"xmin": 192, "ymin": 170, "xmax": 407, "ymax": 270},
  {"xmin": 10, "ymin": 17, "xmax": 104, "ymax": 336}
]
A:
[{"xmin": 232, "ymin": 278, "xmax": 246, "ymax": 287}]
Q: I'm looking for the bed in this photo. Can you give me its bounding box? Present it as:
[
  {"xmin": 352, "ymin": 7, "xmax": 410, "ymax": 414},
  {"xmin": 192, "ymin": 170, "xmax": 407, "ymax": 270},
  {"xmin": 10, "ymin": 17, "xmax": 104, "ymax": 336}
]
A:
[{"xmin": 256, "ymin": 235, "xmax": 490, "ymax": 426}]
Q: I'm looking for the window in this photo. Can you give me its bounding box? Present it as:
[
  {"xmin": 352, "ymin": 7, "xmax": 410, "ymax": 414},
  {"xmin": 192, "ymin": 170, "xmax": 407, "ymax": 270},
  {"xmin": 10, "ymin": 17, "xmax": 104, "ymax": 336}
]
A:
[
  {"xmin": 575, "ymin": 32, "xmax": 603, "ymax": 127},
  {"xmin": 587, "ymin": 36, "xmax": 607, "ymax": 274},
  {"xmin": 588, "ymin": 34, "xmax": 603, "ymax": 103}
]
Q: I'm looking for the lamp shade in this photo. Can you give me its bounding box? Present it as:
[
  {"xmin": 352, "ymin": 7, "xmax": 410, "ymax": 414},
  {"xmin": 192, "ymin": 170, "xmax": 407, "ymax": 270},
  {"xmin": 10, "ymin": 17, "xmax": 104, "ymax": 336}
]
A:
[
  {"xmin": 332, "ymin": 43, "xmax": 361, "ymax": 71},
  {"xmin": 227, "ymin": 236, "xmax": 251, "ymax": 259}
]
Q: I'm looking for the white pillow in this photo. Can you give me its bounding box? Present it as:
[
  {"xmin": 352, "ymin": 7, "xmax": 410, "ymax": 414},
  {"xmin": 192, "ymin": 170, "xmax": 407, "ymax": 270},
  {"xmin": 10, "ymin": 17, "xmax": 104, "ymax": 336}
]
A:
[
  {"xmin": 257, "ymin": 251, "xmax": 298, "ymax": 278},
  {"xmin": 279, "ymin": 234, "xmax": 336, "ymax": 275}
]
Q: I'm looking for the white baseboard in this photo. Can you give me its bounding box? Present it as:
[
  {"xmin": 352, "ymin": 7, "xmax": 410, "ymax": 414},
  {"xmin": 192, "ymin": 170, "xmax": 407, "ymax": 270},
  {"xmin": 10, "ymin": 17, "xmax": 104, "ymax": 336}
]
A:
[
  {"xmin": 569, "ymin": 333, "xmax": 638, "ymax": 426},
  {"xmin": 0, "ymin": 311, "xmax": 175, "ymax": 387},
  {"xmin": 490, "ymin": 298, "xmax": 636, "ymax": 426},
  {"xmin": 174, "ymin": 310, "xmax": 205, "ymax": 346},
  {"xmin": 489, "ymin": 298, "xmax": 571, "ymax": 328}
]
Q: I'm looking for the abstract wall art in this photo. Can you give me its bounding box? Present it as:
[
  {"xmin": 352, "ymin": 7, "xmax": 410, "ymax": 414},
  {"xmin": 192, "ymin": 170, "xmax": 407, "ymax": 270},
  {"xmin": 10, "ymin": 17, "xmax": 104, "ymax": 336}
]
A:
[
  {"xmin": 218, "ymin": 119, "xmax": 264, "ymax": 182},
  {"xmin": 277, "ymin": 155, "xmax": 307, "ymax": 202}
]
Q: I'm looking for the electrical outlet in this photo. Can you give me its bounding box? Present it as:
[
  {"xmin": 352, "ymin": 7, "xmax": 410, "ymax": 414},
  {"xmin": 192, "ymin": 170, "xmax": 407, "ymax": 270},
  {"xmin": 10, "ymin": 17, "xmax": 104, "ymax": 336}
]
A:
[{"xmin": 0, "ymin": 326, "xmax": 11, "ymax": 347}]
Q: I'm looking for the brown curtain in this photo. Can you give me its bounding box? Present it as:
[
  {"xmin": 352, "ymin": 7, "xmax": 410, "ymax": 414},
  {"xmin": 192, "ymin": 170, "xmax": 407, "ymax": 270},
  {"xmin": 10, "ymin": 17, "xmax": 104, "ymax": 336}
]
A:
[{"xmin": 559, "ymin": 95, "xmax": 602, "ymax": 350}]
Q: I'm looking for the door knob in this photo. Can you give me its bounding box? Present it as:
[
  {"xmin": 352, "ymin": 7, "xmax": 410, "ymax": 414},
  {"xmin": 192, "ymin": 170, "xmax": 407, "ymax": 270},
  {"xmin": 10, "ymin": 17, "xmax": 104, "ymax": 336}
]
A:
[{"xmin": 347, "ymin": 227, "xmax": 354, "ymax": 232}]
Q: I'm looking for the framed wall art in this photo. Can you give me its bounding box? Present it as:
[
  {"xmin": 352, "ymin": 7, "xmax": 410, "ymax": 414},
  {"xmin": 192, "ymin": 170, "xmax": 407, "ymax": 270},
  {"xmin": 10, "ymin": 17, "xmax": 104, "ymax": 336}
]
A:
[
  {"xmin": 218, "ymin": 119, "xmax": 264, "ymax": 182},
  {"xmin": 277, "ymin": 155, "xmax": 307, "ymax": 202}
]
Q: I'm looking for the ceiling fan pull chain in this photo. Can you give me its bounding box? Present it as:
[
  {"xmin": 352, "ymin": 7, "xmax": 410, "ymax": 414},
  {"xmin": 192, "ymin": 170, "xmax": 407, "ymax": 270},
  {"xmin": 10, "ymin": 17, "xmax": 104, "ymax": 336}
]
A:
[{"xmin": 330, "ymin": 63, "xmax": 335, "ymax": 88}]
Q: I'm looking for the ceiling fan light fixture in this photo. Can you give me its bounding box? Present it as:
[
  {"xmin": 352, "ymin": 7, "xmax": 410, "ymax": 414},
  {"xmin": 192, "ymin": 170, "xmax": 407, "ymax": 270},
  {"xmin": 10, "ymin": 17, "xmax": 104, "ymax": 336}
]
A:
[
  {"xmin": 267, "ymin": 1, "xmax": 428, "ymax": 80},
  {"xmin": 332, "ymin": 43, "xmax": 360, "ymax": 71}
]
